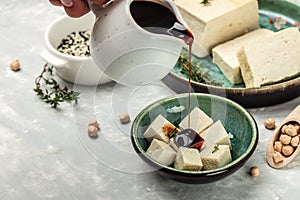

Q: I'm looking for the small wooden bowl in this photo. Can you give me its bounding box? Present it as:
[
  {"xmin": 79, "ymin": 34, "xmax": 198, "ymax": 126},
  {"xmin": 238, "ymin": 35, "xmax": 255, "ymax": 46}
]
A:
[{"xmin": 266, "ymin": 105, "xmax": 300, "ymax": 168}]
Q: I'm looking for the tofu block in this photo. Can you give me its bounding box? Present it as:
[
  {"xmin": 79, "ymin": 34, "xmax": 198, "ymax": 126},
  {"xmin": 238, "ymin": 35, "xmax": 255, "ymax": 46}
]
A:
[
  {"xmin": 143, "ymin": 115, "xmax": 176, "ymax": 143},
  {"xmin": 212, "ymin": 29, "xmax": 274, "ymax": 84},
  {"xmin": 237, "ymin": 27, "xmax": 300, "ymax": 88},
  {"xmin": 179, "ymin": 107, "xmax": 213, "ymax": 133},
  {"xmin": 146, "ymin": 139, "xmax": 177, "ymax": 166},
  {"xmin": 201, "ymin": 145, "xmax": 232, "ymax": 170},
  {"xmin": 174, "ymin": 147, "xmax": 203, "ymax": 170},
  {"xmin": 175, "ymin": 0, "xmax": 259, "ymax": 55},
  {"xmin": 200, "ymin": 120, "xmax": 231, "ymax": 148}
]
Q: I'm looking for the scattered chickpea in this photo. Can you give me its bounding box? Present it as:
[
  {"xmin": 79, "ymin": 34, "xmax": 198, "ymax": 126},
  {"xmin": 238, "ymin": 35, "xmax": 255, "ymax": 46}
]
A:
[
  {"xmin": 282, "ymin": 145, "xmax": 294, "ymax": 157},
  {"xmin": 88, "ymin": 126, "xmax": 98, "ymax": 138},
  {"xmin": 273, "ymin": 141, "xmax": 283, "ymax": 152},
  {"xmin": 249, "ymin": 166, "xmax": 260, "ymax": 177},
  {"xmin": 88, "ymin": 119, "xmax": 100, "ymax": 139},
  {"xmin": 279, "ymin": 134, "xmax": 291, "ymax": 145},
  {"xmin": 273, "ymin": 151, "xmax": 284, "ymax": 163},
  {"xmin": 88, "ymin": 119, "xmax": 100, "ymax": 130},
  {"xmin": 10, "ymin": 59, "xmax": 21, "ymax": 71},
  {"xmin": 264, "ymin": 118, "xmax": 276, "ymax": 130},
  {"xmin": 119, "ymin": 112, "xmax": 130, "ymax": 124}
]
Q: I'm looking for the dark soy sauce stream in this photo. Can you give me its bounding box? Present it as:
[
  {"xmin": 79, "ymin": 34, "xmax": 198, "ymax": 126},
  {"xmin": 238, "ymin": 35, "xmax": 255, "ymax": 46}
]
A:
[{"xmin": 130, "ymin": 0, "xmax": 194, "ymax": 128}]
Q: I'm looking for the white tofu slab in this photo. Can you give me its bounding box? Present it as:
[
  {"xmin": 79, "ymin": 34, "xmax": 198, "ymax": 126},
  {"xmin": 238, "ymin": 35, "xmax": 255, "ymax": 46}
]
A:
[
  {"xmin": 175, "ymin": 0, "xmax": 259, "ymax": 55},
  {"xmin": 237, "ymin": 27, "xmax": 300, "ymax": 88},
  {"xmin": 212, "ymin": 29, "xmax": 274, "ymax": 84},
  {"xmin": 174, "ymin": 147, "xmax": 203, "ymax": 170},
  {"xmin": 179, "ymin": 107, "xmax": 213, "ymax": 134}
]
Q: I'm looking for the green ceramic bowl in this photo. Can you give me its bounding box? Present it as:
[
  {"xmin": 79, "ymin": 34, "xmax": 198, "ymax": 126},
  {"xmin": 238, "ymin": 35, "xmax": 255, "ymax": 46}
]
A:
[{"xmin": 131, "ymin": 93, "xmax": 258, "ymax": 184}]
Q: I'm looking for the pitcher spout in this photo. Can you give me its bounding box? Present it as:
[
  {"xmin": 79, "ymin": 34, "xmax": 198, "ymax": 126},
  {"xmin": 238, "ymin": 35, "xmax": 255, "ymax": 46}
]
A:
[{"xmin": 87, "ymin": 0, "xmax": 115, "ymax": 17}]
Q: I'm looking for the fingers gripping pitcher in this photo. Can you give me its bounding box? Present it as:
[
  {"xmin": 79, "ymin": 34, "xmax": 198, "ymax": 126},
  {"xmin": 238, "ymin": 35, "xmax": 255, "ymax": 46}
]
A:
[{"xmin": 87, "ymin": 0, "xmax": 193, "ymax": 86}]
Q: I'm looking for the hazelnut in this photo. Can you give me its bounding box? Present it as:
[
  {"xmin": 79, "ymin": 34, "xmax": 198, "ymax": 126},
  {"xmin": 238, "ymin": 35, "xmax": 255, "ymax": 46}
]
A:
[
  {"xmin": 119, "ymin": 112, "xmax": 130, "ymax": 124},
  {"xmin": 273, "ymin": 151, "xmax": 284, "ymax": 163},
  {"xmin": 249, "ymin": 166, "xmax": 260, "ymax": 177},
  {"xmin": 264, "ymin": 118, "xmax": 276, "ymax": 130},
  {"xmin": 10, "ymin": 59, "xmax": 21, "ymax": 71},
  {"xmin": 282, "ymin": 145, "xmax": 294, "ymax": 157},
  {"xmin": 291, "ymin": 136, "xmax": 299, "ymax": 147},
  {"xmin": 273, "ymin": 141, "xmax": 283, "ymax": 152},
  {"xmin": 279, "ymin": 134, "xmax": 291, "ymax": 145}
]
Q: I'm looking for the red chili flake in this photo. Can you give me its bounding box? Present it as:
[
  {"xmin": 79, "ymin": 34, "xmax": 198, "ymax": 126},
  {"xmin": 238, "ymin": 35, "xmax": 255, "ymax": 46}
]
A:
[
  {"xmin": 269, "ymin": 18, "xmax": 274, "ymax": 24},
  {"xmin": 294, "ymin": 21, "xmax": 299, "ymax": 27}
]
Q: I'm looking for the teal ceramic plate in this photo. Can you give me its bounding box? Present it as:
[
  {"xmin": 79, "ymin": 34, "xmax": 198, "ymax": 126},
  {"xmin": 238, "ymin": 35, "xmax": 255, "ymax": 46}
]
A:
[
  {"xmin": 163, "ymin": 0, "xmax": 300, "ymax": 108},
  {"xmin": 131, "ymin": 93, "xmax": 258, "ymax": 184}
]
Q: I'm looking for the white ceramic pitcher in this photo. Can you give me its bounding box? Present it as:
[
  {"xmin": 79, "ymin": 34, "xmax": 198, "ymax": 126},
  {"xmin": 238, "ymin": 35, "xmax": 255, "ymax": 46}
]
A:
[{"xmin": 87, "ymin": 0, "xmax": 191, "ymax": 86}]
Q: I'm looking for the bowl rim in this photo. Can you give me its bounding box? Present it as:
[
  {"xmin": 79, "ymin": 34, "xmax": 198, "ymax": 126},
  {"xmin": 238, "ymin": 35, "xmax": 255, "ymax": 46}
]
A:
[
  {"xmin": 131, "ymin": 93, "xmax": 259, "ymax": 175},
  {"xmin": 44, "ymin": 13, "xmax": 94, "ymax": 62}
]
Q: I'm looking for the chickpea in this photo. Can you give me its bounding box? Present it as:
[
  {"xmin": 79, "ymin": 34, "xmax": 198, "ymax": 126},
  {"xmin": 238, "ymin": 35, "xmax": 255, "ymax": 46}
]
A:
[
  {"xmin": 274, "ymin": 141, "xmax": 283, "ymax": 152},
  {"xmin": 88, "ymin": 119, "xmax": 100, "ymax": 130},
  {"xmin": 249, "ymin": 166, "xmax": 260, "ymax": 177},
  {"xmin": 294, "ymin": 123, "xmax": 300, "ymax": 133},
  {"xmin": 291, "ymin": 136, "xmax": 299, "ymax": 147},
  {"xmin": 284, "ymin": 125, "xmax": 297, "ymax": 137},
  {"xmin": 273, "ymin": 151, "xmax": 284, "ymax": 163},
  {"xmin": 10, "ymin": 59, "xmax": 21, "ymax": 71},
  {"xmin": 281, "ymin": 125, "xmax": 288, "ymax": 134},
  {"xmin": 119, "ymin": 112, "xmax": 130, "ymax": 124},
  {"xmin": 282, "ymin": 145, "xmax": 294, "ymax": 157},
  {"xmin": 264, "ymin": 118, "xmax": 276, "ymax": 130},
  {"xmin": 279, "ymin": 134, "xmax": 291, "ymax": 145},
  {"xmin": 88, "ymin": 126, "xmax": 98, "ymax": 138}
]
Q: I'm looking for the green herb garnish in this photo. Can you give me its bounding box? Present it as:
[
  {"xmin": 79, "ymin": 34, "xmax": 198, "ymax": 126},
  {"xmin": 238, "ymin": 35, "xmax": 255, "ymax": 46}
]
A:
[
  {"xmin": 169, "ymin": 128, "xmax": 178, "ymax": 138},
  {"xmin": 200, "ymin": 0, "xmax": 211, "ymax": 5},
  {"xmin": 212, "ymin": 144, "xmax": 219, "ymax": 154},
  {"xmin": 34, "ymin": 64, "xmax": 80, "ymax": 108}
]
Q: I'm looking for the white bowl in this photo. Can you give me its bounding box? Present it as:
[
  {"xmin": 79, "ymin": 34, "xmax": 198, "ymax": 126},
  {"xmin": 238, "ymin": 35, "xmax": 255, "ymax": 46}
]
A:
[{"xmin": 41, "ymin": 12, "xmax": 112, "ymax": 86}]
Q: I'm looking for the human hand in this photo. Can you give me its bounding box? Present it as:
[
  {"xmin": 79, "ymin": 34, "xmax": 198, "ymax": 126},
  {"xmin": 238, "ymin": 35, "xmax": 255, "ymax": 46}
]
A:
[{"xmin": 49, "ymin": 0, "xmax": 108, "ymax": 18}]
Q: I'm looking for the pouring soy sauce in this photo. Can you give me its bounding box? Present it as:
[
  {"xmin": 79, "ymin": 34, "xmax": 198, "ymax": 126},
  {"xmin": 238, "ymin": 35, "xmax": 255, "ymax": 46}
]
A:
[{"xmin": 130, "ymin": 0, "xmax": 200, "ymax": 147}]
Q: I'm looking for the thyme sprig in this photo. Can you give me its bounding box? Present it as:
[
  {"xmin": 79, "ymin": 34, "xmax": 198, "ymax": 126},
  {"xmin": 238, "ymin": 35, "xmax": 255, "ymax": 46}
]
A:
[
  {"xmin": 34, "ymin": 64, "xmax": 80, "ymax": 108},
  {"xmin": 178, "ymin": 55, "xmax": 222, "ymax": 86},
  {"xmin": 200, "ymin": 0, "xmax": 211, "ymax": 5}
]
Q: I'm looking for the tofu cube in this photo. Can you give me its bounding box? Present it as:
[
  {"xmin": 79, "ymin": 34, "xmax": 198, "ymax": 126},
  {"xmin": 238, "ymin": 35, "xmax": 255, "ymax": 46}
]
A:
[
  {"xmin": 179, "ymin": 107, "xmax": 213, "ymax": 133},
  {"xmin": 201, "ymin": 145, "xmax": 232, "ymax": 170},
  {"xmin": 237, "ymin": 27, "xmax": 300, "ymax": 88},
  {"xmin": 143, "ymin": 115, "xmax": 176, "ymax": 143},
  {"xmin": 174, "ymin": 147, "xmax": 203, "ymax": 170},
  {"xmin": 212, "ymin": 29, "xmax": 274, "ymax": 84},
  {"xmin": 200, "ymin": 120, "xmax": 231, "ymax": 148},
  {"xmin": 146, "ymin": 139, "xmax": 177, "ymax": 166},
  {"xmin": 175, "ymin": 0, "xmax": 260, "ymax": 55}
]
